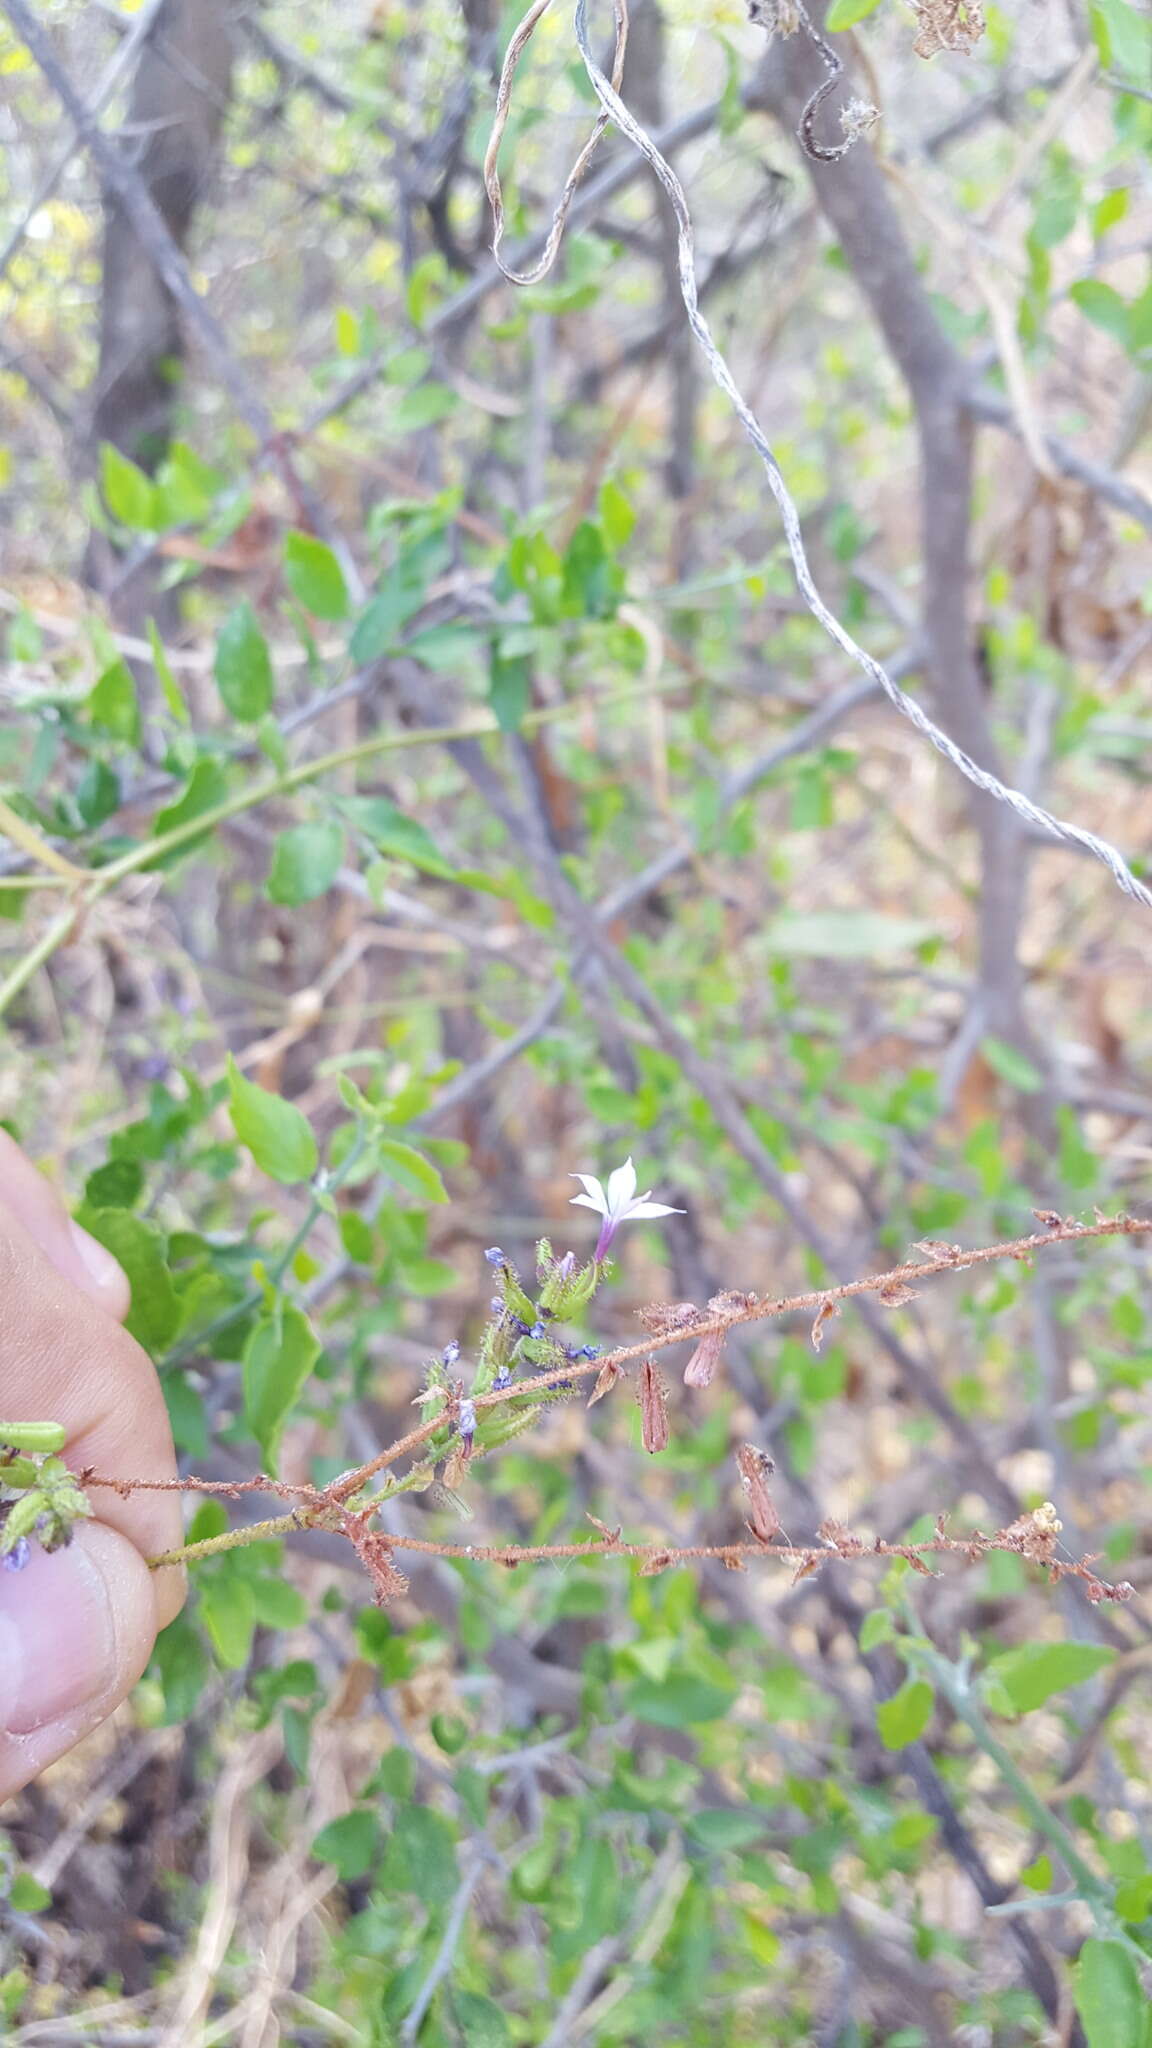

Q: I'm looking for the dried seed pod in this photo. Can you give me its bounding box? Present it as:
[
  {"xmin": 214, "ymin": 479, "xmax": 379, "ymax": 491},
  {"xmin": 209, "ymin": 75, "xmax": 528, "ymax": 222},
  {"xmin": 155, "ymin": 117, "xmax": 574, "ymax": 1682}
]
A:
[
  {"xmin": 737, "ymin": 1442, "xmax": 779, "ymax": 1545},
  {"xmin": 639, "ymin": 1359, "xmax": 669, "ymax": 1454},
  {"xmin": 878, "ymin": 1280, "xmax": 917, "ymax": 1308},
  {"xmin": 638, "ymin": 1300, "xmax": 699, "ymax": 1336},
  {"xmin": 684, "ymin": 1328, "xmax": 725, "ymax": 1389},
  {"xmin": 587, "ymin": 1359, "xmax": 623, "ymax": 1407}
]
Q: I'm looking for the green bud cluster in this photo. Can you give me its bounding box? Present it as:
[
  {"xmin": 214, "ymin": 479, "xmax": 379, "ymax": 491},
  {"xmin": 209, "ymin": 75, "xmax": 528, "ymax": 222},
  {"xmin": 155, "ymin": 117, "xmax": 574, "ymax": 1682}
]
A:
[{"xmin": 0, "ymin": 1428, "xmax": 93, "ymax": 1561}]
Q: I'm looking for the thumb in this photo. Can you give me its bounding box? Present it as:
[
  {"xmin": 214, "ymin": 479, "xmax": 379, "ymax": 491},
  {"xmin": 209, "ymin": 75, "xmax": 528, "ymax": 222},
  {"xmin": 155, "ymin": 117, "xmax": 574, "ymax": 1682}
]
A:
[{"xmin": 0, "ymin": 1521, "xmax": 157, "ymax": 1799}]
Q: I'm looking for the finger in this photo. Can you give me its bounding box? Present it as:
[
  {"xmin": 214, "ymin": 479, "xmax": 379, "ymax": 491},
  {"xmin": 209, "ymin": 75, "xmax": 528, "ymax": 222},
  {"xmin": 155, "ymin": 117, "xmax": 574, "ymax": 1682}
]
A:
[
  {"xmin": 0, "ymin": 1207, "xmax": 185, "ymax": 1624},
  {"xmin": 0, "ymin": 1521, "xmax": 159, "ymax": 1802},
  {"xmin": 0, "ymin": 1132, "xmax": 130, "ymax": 1322}
]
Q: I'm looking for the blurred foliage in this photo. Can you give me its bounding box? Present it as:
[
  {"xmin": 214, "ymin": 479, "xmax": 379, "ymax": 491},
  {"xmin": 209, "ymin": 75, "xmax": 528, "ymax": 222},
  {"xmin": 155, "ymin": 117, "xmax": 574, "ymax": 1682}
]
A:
[{"xmin": 3, "ymin": 0, "xmax": 1152, "ymax": 2040}]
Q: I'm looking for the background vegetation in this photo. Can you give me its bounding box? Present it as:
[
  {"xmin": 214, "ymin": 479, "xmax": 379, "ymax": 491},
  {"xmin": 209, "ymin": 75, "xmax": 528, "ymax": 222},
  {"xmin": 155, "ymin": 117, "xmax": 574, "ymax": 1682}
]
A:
[{"xmin": 3, "ymin": 0, "xmax": 1152, "ymax": 2040}]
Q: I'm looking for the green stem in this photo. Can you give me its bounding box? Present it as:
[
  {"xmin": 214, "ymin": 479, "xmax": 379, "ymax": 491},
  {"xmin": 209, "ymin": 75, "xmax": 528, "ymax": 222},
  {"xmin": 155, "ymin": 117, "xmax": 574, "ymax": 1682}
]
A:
[{"xmin": 0, "ymin": 906, "xmax": 78, "ymax": 1017}]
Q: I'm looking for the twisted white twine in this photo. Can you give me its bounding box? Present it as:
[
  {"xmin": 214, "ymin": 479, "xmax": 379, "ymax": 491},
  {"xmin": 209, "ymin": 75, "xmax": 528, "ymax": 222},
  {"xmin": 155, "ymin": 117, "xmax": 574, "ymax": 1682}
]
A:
[{"xmin": 488, "ymin": 0, "xmax": 1152, "ymax": 913}]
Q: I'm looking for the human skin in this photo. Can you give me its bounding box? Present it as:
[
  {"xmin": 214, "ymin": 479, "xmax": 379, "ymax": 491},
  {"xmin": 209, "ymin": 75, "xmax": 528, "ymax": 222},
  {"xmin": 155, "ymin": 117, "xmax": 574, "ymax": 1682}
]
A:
[{"xmin": 0, "ymin": 1133, "xmax": 185, "ymax": 1801}]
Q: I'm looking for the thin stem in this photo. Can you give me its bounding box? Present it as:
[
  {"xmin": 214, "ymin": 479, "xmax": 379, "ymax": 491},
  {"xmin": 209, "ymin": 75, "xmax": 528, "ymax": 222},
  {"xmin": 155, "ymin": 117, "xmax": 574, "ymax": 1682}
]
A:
[{"xmin": 0, "ymin": 905, "xmax": 78, "ymax": 1016}]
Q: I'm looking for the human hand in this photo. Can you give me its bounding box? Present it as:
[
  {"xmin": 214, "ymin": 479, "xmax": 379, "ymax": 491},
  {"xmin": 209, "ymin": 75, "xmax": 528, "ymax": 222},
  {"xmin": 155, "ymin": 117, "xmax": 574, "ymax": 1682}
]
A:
[{"xmin": 0, "ymin": 1134, "xmax": 184, "ymax": 1801}]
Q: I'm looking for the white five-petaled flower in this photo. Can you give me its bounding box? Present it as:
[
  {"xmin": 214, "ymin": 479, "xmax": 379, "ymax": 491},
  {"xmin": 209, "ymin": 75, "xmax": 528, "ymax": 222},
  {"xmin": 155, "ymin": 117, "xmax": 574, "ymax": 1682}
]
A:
[{"xmin": 570, "ymin": 1157, "xmax": 683, "ymax": 1261}]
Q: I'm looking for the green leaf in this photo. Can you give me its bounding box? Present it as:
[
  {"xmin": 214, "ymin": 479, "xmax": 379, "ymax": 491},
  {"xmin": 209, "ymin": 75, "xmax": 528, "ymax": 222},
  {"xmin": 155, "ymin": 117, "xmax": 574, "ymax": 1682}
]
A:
[
  {"xmin": 876, "ymin": 1680, "xmax": 933, "ymax": 1750},
  {"xmin": 83, "ymin": 1158, "xmax": 144, "ymax": 1210},
  {"xmin": 266, "ymin": 821, "xmax": 346, "ymax": 905},
  {"xmin": 227, "ymin": 1057, "xmax": 317, "ymax": 1184},
  {"xmin": 762, "ymin": 911, "xmax": 935, "ymax": 959},
  {"xmin": 377, "ymin": 1138, "xmax": 448, "ymax": 1204},
  {"xmin": 312, "ymin": 1809, "xmax": 381, "ymax": 1881},
  {"xmin": 1070, "ymin": 280, "xmax": 1132, "ymax": 346},
  {"xmin": 826, "ymin": 0, "xmax": 882, "ymax": 26},
  {"xmin": 389, "ymin": 383, "xmax": 458, "ymax": 432},
  {"xmin": 628, "ymin": 1673, "xmax": 737, "ymax": 1726},
  {"xmin": 89, "ymin": 661, "xmax": 141, "ymax": 746},
  {"xmin": 100, "ymin": 444, "xmax": 157, "ymax": 530},
  {"xmin": 340, "ymin": 796, "xmax": 454, "ymax": 877},
  {"xmin": 380, "ymin": 1804, "xmax": 459, "ymax": 1906},
  {"xmin": 1090, "ymin": 0, "xmax": 1150, "ymax": 74},
  {"xmin": 200, "ymin": 1576, "xmax": 256, "ymax": 1669},
  {"xmin": 75, "ymin": 759, "xmax": 120, "ymax": 827},
  {"xmin": 284, "ymin": 531, "xmax": 350, "ymax": 621},
  {"xmin": 454, "ymin": 1992, "xmax": 511, "ymax": 2047},
  {"xmin": 148, "ymin": 619, "xmax": 189, "ymax": 725},
  {"xmin": 349, "ymin": 583, "xmax": 426, "ymax": 663},
  {"xmin": 78, "ymin": 1209, "xmax": 179, "ymax": 1351},
  {"xmin": 598, "ymin": 477, "xmax": 635, "ymax": 546},
  {"xmin": 338, "ymin": 1210, "xmax": 375, "ymax": 1262},
  {"xmin": 1073, "ymin": 1938, "xmax": 1150, "ymax": 2048},
  {"xmin": 489, "ymin": 644, "xmax": 532, "ymax": 732},
  {"xmin": 214, "ymin": 600, "xmax": 274, "ymax": 722},
  {"xmin": 860, "ymin": 1609, "xmax": 896, "ymax": 1652},
  {"xmin": 243, "ymin": 1302, "xmax": 321, "ymax": 1472},
  {"xmin": 1020, "ymin": 1853, "xmax": 1054, "ymax": 1891},
  {"xmin": 149, "ymin": 758, "xmax": 230, "ymax": 867},
  {"xmin": 981, "ymin": 1035, "xmax": 1043, "ymax": 1093},
  {"xmin": 8, "ymin": 1872, "xmax": 50, "ymax": 1913},
  {"xmin": 690, "ymin": 1809, "xmax": 771, "ymax": 1851},
  {"xmin": 984, "ymin": 1642, "xmax": 1116, "ymax": 1715}
]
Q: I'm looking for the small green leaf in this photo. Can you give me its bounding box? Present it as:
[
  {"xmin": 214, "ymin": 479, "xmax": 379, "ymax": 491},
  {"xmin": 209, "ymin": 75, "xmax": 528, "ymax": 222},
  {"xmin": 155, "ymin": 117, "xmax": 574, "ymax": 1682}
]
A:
[
  {"xmin": 312, "ymin": 1809, "xmax": 381, "ymax": 1881},
  {"xmin": 489, "ymin": 644, "xmax": 532, "ymax": 732},
  {"xmin": 598, "ymin": 477, "xmax": 635, "ymax": 546},
  {"xmin": 380, "ymin": 1804, "xmax": 459, "ymax": 1905},
  {"xmin": 338, "ymin": 1210, "xmax": 375, "ymax": 1263},
  {"xmin": 100, "ymin": 444, "xmax": 157, "ymax": 530},
  {"xmin": 860, "ymin": 1609, "xmax": 896, "ymax": 1652},
  {"xmin": 690, "ymin": 1809, "xmax": 770, "ymax": 1851},
  {"xmin": 148, "ymin": 620, "xmax": 189, "ymax": 724},
  {"xmin": 628, "ymin": 1673, "xmax": 737, "ymax": 1726},
  {"xmin": 1090, "ymin": 0, "xmax": 1150, "ymax": 75},
  {"xmin": 349, "ymin": 583, "xmax": 426, "ymax": 664},
  {"xmin": 243, "ymin": 1302, "xmax": 320, "ymax": 1472},
  {"xmin": 265, "ymin": 821, "xmax": 346, "ymax": 905},
  {"xmin": 981, "ymin": 1035, "xmax": 1043, "ymax": 1093},
  {"xmin": 214, "ymin": 600, "xmax": 274, "ymax": 722},
  {"xmin": 876, "ymin": 1679, "xmax": 933, "ymax": 1750},
  {"xmin": 227, "ymin": 1057, "xmax": 317, "ymax": 1184},
  {"xmin": 1019, "ymin": 1853, "xmax": 1053, "ymax": 1891},
  {"xmin": 454, "ymin": 1991, "xmax": 511, "ymax": 2047},
  {"xmin": 1073, "ymin": 1937, "xmax": 1150, "ymax": 2048},
  {"xmin": 284, "ymin": 531, "xmax": 349, "ymax": 621},
  {"xmin": 199, "ymin": 1576, "xmax": 256, "ymax": 1669},
  {"xmin": 83, "ymin": 1158, "xmax": 144, "ymax": 1210},
  {"xmin": 340, "ymin": 796, "xmax": 454, "ymax": 877},
  {"xmin": 826, "ymin": 0, "xmax": 882, "ymax": 26},
  {"xmin": 89, "ymin": 661, "xmax": 141, "ymax": 746},
  {"xmin": 8, "ymin": 1871, "xmax": 50, "ymax": 1913},
  {"xmin": 78, "ymin": 1209, "xmax": 179, "ymax": 1352},
  {"xmin": 377, "ymin": 1138, "xmax": 448, "ymax": 1205},
  {"xmin": 984, "ymin": 1641, "xmax": 1115, "ymax": 1715},
  {"xmin": 1115, "ymin": 1874, "xmax": 1152, "ymax": 1922},
  {"xmin": 763, "ymin": 911, "xmax": 935, "ymax": 959},
  {"xmin": 389, "ymin": 383, "xmax": 458, "ymax": 431},
  {"xmin": 1070, "ymin": 280, "xmax": 1132, "ymax": 346},
  {"xmin": 149, "ymin": 758, "xmax": 230, "ymax": 867}
]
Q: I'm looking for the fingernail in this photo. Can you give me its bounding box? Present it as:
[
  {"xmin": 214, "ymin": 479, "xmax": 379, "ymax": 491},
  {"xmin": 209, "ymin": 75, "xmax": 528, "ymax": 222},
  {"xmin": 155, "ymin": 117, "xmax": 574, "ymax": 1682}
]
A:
[
  {"xmin": 0, "ymin": 1539, "xmax": 115, "ymax": 1735},
  {"xmin": 69, "ymin": 1220, "xmax": 126, "ymax": 1297}
]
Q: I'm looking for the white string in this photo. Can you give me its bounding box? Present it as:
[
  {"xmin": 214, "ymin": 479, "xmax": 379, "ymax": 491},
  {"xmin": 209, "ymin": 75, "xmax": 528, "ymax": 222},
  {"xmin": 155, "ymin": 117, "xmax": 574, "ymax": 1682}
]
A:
[{"xmin": 556, "ymin": 0, "xmax": 1152, "ymax": 912}]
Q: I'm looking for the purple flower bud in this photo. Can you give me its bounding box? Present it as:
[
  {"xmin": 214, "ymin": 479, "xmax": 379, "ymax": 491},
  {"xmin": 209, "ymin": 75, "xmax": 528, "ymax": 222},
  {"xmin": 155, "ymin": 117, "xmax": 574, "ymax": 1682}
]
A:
[
  {"xmin": 528, "ymin": 1321, "xmax": 547, "ymax": 1340},
  {"xmin": 2, "ymin": 1538, "xmax": 30, "ymax": 1573},
  {"xmin": 483, "ymin": 1247, "xmax": 506, "ymax": 1267},
  {"xmin": 490, "ymin": 1296, "xmax": 505, "ymax": 1315},
  {"xmin": 555, "ymin": 1253, "xmax": 577, "ymax": 1281},
  {"xmin": 493, "ymin": 1367, "xmax": 514, "ymax": 1391},
  {"xmin": 442, "ymin": 1340, "xmax": 461, "ymax": 1367},
  {"xmin": 458, "ymin": 1398, "xmax": 476, "ymax": 1453}
]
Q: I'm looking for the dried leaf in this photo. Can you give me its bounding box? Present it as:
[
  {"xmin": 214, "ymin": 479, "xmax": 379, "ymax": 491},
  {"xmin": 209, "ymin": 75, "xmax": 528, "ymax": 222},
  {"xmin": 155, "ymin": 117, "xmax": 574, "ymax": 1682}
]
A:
[
  {"xmin": 1032, "ymin": 1208, "xmax": 1064, "ymax": 1230},
  {"xmin": 912, "ymin": 1240, "xmax": 963, "ymax": 1261},
  {"xmin": 587, "ymin": 1359, "xmax": 623, "ymax": 1407},
  {"xmin": 586, "ymin": 1512, "xmax": 622, "ymax": 1544},
  {"xmin": 818, "ymin": 1516, "xmax": 863, "ymax": 1554},
  {"xmin": 906, "ymin": 1553, "xmax": 940, "ymax": 1578},
  {"xmin": 721, "ymin": 1552, "xmax": 748, "ymax": 1572},
  {"xmin": 811, "ymin": 1299, "xmax": 839, "ymax": 1352},
  {"xmin": 639, "ymin": 1359, "xmax": 670, "ymax": 1454},
  {"xmin": 791, "ymin": 1553, "xmax": 824, "ymax": 1584},
  {"xmin": 911, "ymin": 0, "xmax": 984, "ymax": 58}
]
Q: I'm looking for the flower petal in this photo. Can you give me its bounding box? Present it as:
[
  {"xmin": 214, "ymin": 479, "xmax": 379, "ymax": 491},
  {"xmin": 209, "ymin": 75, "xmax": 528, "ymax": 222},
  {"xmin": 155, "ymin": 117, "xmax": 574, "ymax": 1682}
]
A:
[
  {"xmin": 604, "ymin": 1158, "xmax": 637, "ymax": 1217},
  {"xmin": 570, "ymin": 1192, "xmax": 607, "ymax": 1214},
  {"xmin": 570, "ymin": 1172, "xmax": 606, "ymax": 1206},
  {"xmin": 624, "ymin": 1200, "xmax": 685, "ymax": 1220}
]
